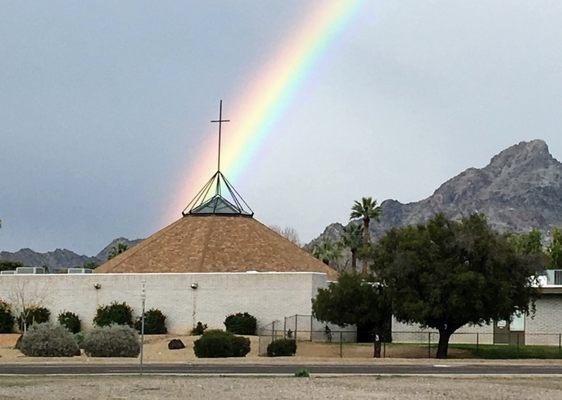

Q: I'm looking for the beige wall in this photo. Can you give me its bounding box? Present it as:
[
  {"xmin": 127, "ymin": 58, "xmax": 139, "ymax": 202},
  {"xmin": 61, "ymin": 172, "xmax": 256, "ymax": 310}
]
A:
[{"xmin": 0, "ymin": 272, "xmax": 327, "ymax": 334}]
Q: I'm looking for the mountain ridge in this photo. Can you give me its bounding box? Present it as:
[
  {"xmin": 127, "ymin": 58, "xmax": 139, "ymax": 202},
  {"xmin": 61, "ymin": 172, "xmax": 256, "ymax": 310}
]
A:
[{"xmin": 308, "ymin": 139, "xmax": 562, "ymax": 271}]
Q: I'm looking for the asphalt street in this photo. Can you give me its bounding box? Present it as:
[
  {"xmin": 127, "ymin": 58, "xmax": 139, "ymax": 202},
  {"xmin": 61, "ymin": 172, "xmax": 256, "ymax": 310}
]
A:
[{"xmin": 1, "ymin": 363, "xmax": 562, "ymax": 376}]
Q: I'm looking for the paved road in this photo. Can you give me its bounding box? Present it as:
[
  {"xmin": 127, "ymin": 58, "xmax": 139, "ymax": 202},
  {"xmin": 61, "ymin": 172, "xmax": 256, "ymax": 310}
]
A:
[{"xmin": 1, "ymin": 363, "xmax": 562, "ymax": 376}]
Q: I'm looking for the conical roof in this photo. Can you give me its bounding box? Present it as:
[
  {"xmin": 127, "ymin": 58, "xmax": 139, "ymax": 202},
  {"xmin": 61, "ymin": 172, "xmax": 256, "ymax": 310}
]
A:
[{"xmin": 96, "ymin": 215, "xmax": 337, "ymax": 280}]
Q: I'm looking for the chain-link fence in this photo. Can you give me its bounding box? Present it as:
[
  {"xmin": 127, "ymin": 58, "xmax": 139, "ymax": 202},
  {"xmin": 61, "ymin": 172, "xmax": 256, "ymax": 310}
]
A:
[{"xmin": 258, "ymin": 322, "xmax": 562, "ymax": 358}]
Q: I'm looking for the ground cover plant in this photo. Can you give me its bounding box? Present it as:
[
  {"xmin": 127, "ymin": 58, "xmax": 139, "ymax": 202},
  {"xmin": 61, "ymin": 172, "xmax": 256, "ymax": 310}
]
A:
[
  {"xmin": 267, "ymin": 338, "xmax": 297, "ymax": 357},
  {"xmin": 82, "ymin": 325, "xmax": 140, "ymax": 357},
  {"xmin": 449, "ymin": 343, "xmax": 562, "ymax": 359},
  {"xmin": 19, "ymin": 322, "xmax": 79, "ymax": 357},
  {"xmin": 193, "ymin": 329, "xmax": 250, "ymax": 358}
]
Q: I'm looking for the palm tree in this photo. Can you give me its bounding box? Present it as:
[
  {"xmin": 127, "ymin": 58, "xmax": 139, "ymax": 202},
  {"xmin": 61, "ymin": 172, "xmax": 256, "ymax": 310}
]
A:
[
  {"xmin": 108, "ymin": 243, "xmax": 128, "ymax": 260},
  {"xmin": 350, "ymin": 197, "xmax": 382, "ymax": 246},
  {"xmin": 340, "ymin": 223, "xmax": 363, "ymax": 271},
  {"xmin": 311, "ymin": 240, "xmax": 342, "ymax": 266}
]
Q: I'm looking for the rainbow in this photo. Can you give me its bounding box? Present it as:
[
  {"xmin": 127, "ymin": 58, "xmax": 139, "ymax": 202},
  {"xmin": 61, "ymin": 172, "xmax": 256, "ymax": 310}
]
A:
[{"xmin": 170, "ymin": 0, "xmax": 365, "ymax": 219}]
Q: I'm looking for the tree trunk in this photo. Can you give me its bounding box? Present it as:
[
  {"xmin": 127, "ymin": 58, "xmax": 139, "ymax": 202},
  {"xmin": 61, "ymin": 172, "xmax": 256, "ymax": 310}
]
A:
[
  {"xmin": 436, "ymin": 329, "xmax": 452, "ymax": 359},
  {"xmin": 363, "ymin": 218, "xmax": 370, "ymax": 245},
  {"xmin": 351, "ymin": 250, "xmax": 357, "ymax": 271},
  {"xmin": 372, "ymin": 330, "xmax": 381, "ymax": 358}
]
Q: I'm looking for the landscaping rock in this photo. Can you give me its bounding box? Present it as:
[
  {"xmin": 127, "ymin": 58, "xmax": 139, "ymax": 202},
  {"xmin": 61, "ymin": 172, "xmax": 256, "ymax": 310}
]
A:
[{"xmin": 168, "ymin": 339, "xmax": 185, "ymax": 350}]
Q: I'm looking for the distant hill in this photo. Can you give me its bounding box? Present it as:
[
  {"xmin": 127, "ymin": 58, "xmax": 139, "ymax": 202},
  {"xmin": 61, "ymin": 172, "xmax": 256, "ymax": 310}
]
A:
[
  {"xmin": 0, "ymin": 237, "xmax": 143, "ymax": 271},
  {"xmin": 308, "ymin": 140, "xmax": 562, "ymax": 272}
]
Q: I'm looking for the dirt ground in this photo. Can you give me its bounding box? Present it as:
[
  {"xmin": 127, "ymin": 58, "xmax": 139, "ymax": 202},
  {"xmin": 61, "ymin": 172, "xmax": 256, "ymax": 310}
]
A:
[
  {"xmin": 0, "ymin": 334, "xmax": 473, "ymax": 362},
  {"xmin": 0, "ymin": 376, "xmax": 561, "ymax": 400}
]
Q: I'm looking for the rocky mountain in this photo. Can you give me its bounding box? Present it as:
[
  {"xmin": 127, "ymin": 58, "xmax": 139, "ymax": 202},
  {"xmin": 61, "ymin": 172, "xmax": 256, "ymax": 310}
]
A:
[
  {"xmin": 94, "ymin": 237, "xmax": 143, "ymax": 263},
  {"xmin": 309, "ymin": 140, "xmax": 562, "ymax": 272},
  {"xmin": 0, "ymin": 237, "xmax": 143, "ymax": 271}
]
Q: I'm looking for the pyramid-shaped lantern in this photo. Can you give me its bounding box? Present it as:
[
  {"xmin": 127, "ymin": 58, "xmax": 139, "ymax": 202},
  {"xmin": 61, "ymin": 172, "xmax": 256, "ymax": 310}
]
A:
[{"xmin": 182, "ymin": 101, "xmax": 254, "ymax": 217}]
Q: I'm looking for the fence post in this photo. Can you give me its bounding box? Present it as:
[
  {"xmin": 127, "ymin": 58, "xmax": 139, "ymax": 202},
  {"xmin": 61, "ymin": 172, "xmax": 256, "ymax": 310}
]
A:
[
  {"xmin": 559, "ymin": 334, "xmax": 561, "ymax": 354},
  {"xmin": 339, "ymin": 331, "xmax": 343, "ymax": 358},
  {"xmin": 383, "ymin": 341, "xmax": 386, "ymax": 358},
  {"xmin": 284, "ymin": 317, "xmax": 287, "ymax": 339},
  {"xmin": 516, "ymin": 333, "xmax": 520, "ymax": 354},
  {"xmin": 272, "ymin": 321, "xmax": 275, "ymax": 342},
  {"xmin": 476, "ymin": 333, "xmax": 479, "ymax": 354},
  {"xmin": 311, "ymin": 315, "xmax": 313, "ymax": 341},
  {"xmin": 428, "ymin": 332, "xmax": 431, "ymax": 359},
  {"xmin": 295, "ymin": 315, "xmax": 298, "ymax": 340}
]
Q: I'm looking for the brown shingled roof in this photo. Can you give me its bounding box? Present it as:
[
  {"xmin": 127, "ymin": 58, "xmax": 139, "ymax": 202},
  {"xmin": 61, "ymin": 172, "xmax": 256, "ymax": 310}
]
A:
[{"xmin": 96, "ymin": 215, "xmax": 338, "ymax": 280}]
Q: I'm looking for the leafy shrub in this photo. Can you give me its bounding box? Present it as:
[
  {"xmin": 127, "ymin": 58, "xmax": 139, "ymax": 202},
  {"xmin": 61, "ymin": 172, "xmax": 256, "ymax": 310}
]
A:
[
  {"xmin": 193, "ymin": 329, "xmax": 250, "ymax": 358},
  {"xmin": 58, "ymin": 311, "xmax": 81, "ymax": 334},
  {"xmin": 0, "ymin": 301, "xmax": 14, "ymax": 333},
  {"xmin": 74, "ymin": 332, "xmax": 85, "ymax": 348},
  {"xmin": 18, "ymin": 306, "xmax": 50, "ymax": 330},
  {"xmin": 231, "ymin": 336, "xmax": 251, "ymax": 357},
  {"xmin": 224, "ymin": 312, "xmax": 257, "ymax": 335},
  {"xmin": 82, "ymin": 325, "xmax": 140, "ymax": 357},
  {"xmin": 267, "ymin": 339, "xmax": 297, "ymax": 357},
  {"xmin": 191, "ymin": 321, "xmax": 208, "ymax": 336},
  {"xmin": 134, "ymin": 308, "xmax": 167, "ymax": 334},
  {"xmin": 93, "ymin": 302, "xmax": 133, "ymax": 327},
  {"xmin": 19, "ymin": 322, "xmax": 79, "ymax": 357},
  {"xmin": 295, "ymin": 367, "xmax": 310, "ymax": 378}
]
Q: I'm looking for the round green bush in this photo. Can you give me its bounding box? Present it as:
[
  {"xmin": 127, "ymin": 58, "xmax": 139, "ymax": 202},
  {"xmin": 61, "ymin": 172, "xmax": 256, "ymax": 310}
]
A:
[
  {"xmin": 224, "ymin": 312, "xmax": 257, "ymax": 335},
  {"xmin": 193, "ymin": 329, "xmax": 250, "ymax": 358},
  {"xmin": 267, "ymin": 339, "xmax": 297, "ymax": 357},
  {"xmin": 19, "ymin": 322, "xmax": 79, "ymax": 357},
  {"xmin": 93, "ymin": 302, "xmax": 133, "ymax": 327},
  {"xmin": 134, "ymin": 308, "xmax": 167, "ymax": 334},
  {"xmin": 58, "ymin": 311, "xmax": 81, "ymax": 334},
  {"xmin": 18, "ymin": 306, "xmax": 50, "ymax": 330},
  {"xmin": 82, "ymin": 325, "xmax": 140, "ymax": 357},
  {"xmin": 0, "ymin": 301, "xmax": 15, "ymax": 333}
]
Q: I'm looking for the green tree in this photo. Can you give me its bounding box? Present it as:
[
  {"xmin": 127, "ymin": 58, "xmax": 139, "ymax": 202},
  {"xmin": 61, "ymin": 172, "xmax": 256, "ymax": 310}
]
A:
[
  {"xmin": 547, "ymin": 228, "xmax": 562, "ymax": 270},
  {"xmin": 311, "ymin": 240, "xmax": 341, "ymax": 266},
  {"xmin": 340, "ymin": 223, "xmax": 363, "ymax": 271},
  {"xmin": 350, "ymin": 197, "xmax": 382, "ymax": 246},
  {"xmin": 372, "ymin": 214, "xmax": 539, "ymax": 359},
  {"xmin": 0, "ymin": 261, "xmax": 23, "ymax": 272},
  {"xmin": 108, "ymin": 243, "xmax": 128, "ymax": 260},
  {"xmin": 507, "ymin": 229, "xmax": 544, "ymax": 256},
  {"xmin": 312, "ymin": 272, "xmax": 390, "ymax": 357}
]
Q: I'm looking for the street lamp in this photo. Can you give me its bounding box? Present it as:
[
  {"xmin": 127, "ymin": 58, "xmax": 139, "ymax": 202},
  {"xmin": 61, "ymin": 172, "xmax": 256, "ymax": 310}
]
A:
[{"xmin": 140, "ymin": 280, "xmax": 146, "ymax": 375}]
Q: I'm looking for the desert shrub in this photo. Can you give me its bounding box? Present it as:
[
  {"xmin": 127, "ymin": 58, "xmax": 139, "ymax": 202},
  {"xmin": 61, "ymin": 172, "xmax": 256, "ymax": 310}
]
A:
[
  {"xmin": 193, "ymin": 329, "xmax": 250, "ymax": 358},
  {"xmin": 134, "ymin": 308, "xmax": 167, "ymax": 334},
  {"xmin": 191, "ymin": 321, "xmax": 208, "ymax": 336},
  {"xmin": 93, "ymin": 302, "xmax": 133, "ymax": 327},
  {"xmin": 231, "ymin": 336, "xmax": 251, "ymax": 357},
  {"xmin": 18, "ymin": 306, "xmax": 50, "ymax": 330},
  {"xmin": 224, "ymin": 312, "xmax": 257, "ymax": 335},
  {"xmin": 267, "ymin": 339, "xmax": 297, "ymax": 357},
  {"xmin": 58, "ymin": 311, "xmax": 81, "ymax": 334},
  {"xmin": 0, "ymin": 301, "xmax": 15, "ymax": 333},
  {"xmin": 295, "ymin": 367, "xmax": 310, "ymax": 377},
  {"xmin": 82, "ymin": 325, "xmax": 140, "ymax": 357},
  {"xmin": 19, "ymin": 322, "xmax": 79, "ymax": 357}
]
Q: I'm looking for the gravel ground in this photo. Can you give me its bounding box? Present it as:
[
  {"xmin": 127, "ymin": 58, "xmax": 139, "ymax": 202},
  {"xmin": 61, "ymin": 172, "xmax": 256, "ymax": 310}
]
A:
[{"xmin": 0, "ymin": 376, "xmax": 561, "ymax": 400}]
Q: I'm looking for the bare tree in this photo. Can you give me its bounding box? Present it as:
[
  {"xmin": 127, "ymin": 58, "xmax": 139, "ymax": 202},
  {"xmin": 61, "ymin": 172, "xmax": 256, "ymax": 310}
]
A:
[
  {"xmin": 7, "ymin": 279, "xmax": 49, "ymax": 333},
  {"xmin": 270, "ymin": 225, "xmax": 301, "ymax": 246}
]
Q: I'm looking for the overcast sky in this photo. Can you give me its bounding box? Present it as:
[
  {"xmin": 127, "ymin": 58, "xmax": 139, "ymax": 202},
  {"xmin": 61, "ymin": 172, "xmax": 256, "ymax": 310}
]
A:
[{"xmin": 1, "ymin": 1, "xmax": 562, "ymax": 255}]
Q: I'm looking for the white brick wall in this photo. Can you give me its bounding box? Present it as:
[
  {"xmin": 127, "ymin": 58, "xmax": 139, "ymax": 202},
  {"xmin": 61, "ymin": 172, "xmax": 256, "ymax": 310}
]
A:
[{"xmin": 0, "ymin": 272, "xmax": 327, "ymax": 334}]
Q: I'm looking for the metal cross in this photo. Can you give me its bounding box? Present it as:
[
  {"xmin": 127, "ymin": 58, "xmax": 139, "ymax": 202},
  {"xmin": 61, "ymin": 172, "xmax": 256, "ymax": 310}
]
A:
[{"xmin": 211, "ymin": 100, "xmax": 230, "ymax": 172}]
